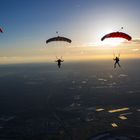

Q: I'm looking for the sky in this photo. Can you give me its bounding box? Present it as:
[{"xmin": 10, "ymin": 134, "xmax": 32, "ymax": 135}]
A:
[{"xmin": 0, "ymin": 0, "xmax": 140, "ymax": 64}]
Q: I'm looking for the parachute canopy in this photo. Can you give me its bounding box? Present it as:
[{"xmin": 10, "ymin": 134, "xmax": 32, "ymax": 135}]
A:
[
  {"xmin": 46, "ymin": 36, "xmax": 72, "ymax": 44},
  {"xmin": 0, "ymin": 28, "xmax": 3, "ymax": 33},
  {"xmin": 101, "ymin": 32, "xmax": 132, "ymax": 41}
]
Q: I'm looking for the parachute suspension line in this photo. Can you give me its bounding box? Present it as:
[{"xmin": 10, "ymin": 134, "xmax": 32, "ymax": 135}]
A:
[
  {"xmin": 113, "ymin": 52, "xmax": 115, "ymax": 59},
  {"xmin": 55, "ymin": 56, "xmax": 59, "ymax": 60},
  {"xmin": 118, "ymin": 53, "xmax": 120, "ymax": 58},
  {"xmin": 55, "ymin": 31, "xmax": 60, "ymax": 59},
  {"xmin": 55, "ymin": 41, "xmax": 59, "ymax": 59},
  {"xmin": 112, "ymin": 46, "xmax": 118, "ymax": 58},
  {"xmin": 58, "ymin": 40, "xmax": 62, "ymax": 58},
  {"xmin": 56, "ymin": 32, "xmax": 60, "ymax": 58},
  {"xmin": 112, "ymin": 48, "xmax": 116, "ymax": 59},
  {"xmin": 55, "ymin": 56, "xmax": 63, "ymax": 60},
  {"xmin": 112, "ymin": 47, "xmax": 121, "ymax": 58},
  {"xmin": 117, "ymin": 46, "xmax": 121, "ymax": 58},
  {"xmin": 54, "ymin": 39, "xmax": 62, "ymax": 59}
]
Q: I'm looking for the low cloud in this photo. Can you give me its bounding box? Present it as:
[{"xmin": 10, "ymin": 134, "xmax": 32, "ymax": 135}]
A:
[
  {"xmin": 121, "ymin": 38, "xmax": 140, "ymax": 48},
  {"xmin": 131, "ymin": 38, "xmax": 140, "ymax": 44},
  {"xmin": 132, "ymin": 48, "xmax": 139, "ymax": 52}
]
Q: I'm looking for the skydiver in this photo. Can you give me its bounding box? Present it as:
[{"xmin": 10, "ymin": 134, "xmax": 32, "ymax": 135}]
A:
[
  {"xmin": 113, "ymin": 56, "xmax": 121, "ymax": 68},
  {"xmin": 55, "ymin": 58, "xmax": 64, "ymax": 68}
]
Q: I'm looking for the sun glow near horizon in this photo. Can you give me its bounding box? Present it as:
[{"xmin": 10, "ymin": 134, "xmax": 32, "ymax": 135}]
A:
[{"xmin": 100, "ymin": 38, "xmax": 126, "ymax": 46}]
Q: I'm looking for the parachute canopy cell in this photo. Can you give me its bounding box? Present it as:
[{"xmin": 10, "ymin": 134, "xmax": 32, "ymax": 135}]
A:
[
  {"xmin": 46, "ymin": 36, "xmax": 72, "ymax": 44},
  {"xmin": 101, "ymin": 32, "xmax": 132, "ymax": 41}
]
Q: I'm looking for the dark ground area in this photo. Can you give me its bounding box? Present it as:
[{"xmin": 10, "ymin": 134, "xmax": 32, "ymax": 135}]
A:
[{"xmin": 0, "ymin": 60, "xmax": 140, "ymax": 140}]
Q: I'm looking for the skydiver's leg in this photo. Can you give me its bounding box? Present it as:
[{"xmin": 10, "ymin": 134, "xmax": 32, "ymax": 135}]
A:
[
  {"xmin": 114, "ymin": 62, "xmax": 117, "ymax": 68},
  {"xmin": 117, "ymin": 62, "xmax": 121, "ymax": 67}
]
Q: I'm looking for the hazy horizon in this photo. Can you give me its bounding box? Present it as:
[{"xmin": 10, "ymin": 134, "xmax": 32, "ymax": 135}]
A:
[{"xmin": 0, "ymin": 0, "xmax": 140, "ymax": 64}]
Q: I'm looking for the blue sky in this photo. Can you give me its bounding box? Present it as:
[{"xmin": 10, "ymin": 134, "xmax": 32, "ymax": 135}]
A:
[{"xmin": 0, "ymin": 0, "xmax": 140, "ymax": 63}]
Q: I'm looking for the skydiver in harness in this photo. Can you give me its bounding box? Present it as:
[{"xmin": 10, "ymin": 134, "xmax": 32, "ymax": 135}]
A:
[
  {"xmin": 55, "ymin": 56, "xmax": 64, "ymax": 68},
  {"xmin": 113, "ymin": 54, "xmax": 121, "ymax": 68}
]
